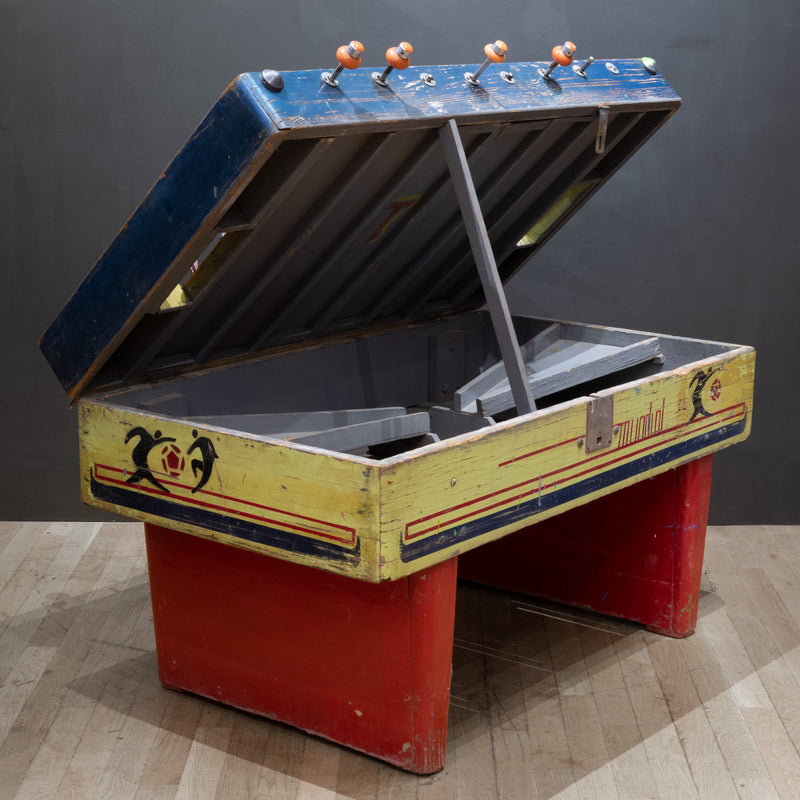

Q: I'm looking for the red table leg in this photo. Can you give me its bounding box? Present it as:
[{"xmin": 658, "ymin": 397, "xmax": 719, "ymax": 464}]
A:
[
  {"xmin": 458, "ymin": 455, "xmax": 714, "ymax": 638},
  {"xmin": 144, "ymin": 523, "xmax": 458, "ymax": 773}
]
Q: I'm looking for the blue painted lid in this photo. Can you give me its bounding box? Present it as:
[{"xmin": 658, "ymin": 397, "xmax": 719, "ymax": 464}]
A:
[{"xmin": 40, "ymin": 59, "xmax": 680, "ymax": 399}]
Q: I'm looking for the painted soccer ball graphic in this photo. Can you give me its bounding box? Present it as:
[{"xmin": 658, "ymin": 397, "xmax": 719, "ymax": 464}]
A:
[
  {"xmin": 710, "ymin": 378, "xmax": 722, "ymax": 402},
  {"xmin": 160, "ymin": 443, "xmax": 185, "ymax": 477}
]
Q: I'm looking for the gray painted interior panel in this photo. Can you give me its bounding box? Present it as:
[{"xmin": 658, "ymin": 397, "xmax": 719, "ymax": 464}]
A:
[
  {"xmin": 187, "ymin": 407, "xmax": 407, "ymax": 437},
  {"xmin": 454, "ymin": 324, "xmax": 662, "ymax": 414},
  {"xmin": 286, "ymin": 411, "xmax": 431, "ymax": 453},
  {"xmin": 474, "ymin": 336, "xmax": 662, "ymax": 417},
  {"xmin": 95, "ymin": 312, "xmax": 743, "ymax": 458}
]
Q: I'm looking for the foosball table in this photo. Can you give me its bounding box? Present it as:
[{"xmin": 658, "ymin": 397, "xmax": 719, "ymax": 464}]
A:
[{"xmin": 40, "ymin": 39, "xmax": 755, "ymax": 773}]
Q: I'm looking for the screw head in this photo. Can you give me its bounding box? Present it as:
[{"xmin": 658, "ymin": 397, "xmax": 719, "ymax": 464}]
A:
[
  {"xmin": 261, "ymin": 69, "xmax": 285, "ymax": 92},
  {"xmin": 641, "ymin": 56, "xmax": 658, "ymax": 75}
]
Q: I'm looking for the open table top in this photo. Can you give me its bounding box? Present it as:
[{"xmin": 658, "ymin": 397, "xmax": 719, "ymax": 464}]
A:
[{"xmin": 40, "ymin": 59, "xmax": 680, "ymax": 400}]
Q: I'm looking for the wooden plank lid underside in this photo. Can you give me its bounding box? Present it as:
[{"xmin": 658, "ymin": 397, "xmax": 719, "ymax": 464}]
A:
[{"xmin": 39, "ymin": 60, "xmax": 680, "ymax": 399}]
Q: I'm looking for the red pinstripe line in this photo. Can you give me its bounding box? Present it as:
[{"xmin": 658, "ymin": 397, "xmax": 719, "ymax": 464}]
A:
[
  {"xmin": 405, "ymin": 403, "xmax": 745, "ymax": 540},
  {"xmin": 498, "ymin": 435, "xmax": 584, "ymax": 467},
  {"xmin": 409, "ymin": 491, "xmax": 538, "ymax": 540},
  {"xmin": 94, "ymin": 465, "xmax": 356, "ymax": 546},
  {"xmin": 96, "ymin": 463, "xmax": 355, "ymax": 535},
  {"xmin": 499, "ymin": 401, "xmax": 746, "ymax": 468}
]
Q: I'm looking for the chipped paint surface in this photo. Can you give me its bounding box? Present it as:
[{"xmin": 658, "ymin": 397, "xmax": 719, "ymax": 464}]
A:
[
  {"xmin": 378, "ymin": 348, "xmax": 754, "ymax": 578},
  {"xmin": 80, "ymin": 400, "xmax": 379, "ymax": 580}
]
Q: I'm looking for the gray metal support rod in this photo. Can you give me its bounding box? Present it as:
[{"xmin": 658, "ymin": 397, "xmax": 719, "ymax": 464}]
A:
[{"xmin": 438, "ymin": 118, "xmax": 536, "ymax": 415}]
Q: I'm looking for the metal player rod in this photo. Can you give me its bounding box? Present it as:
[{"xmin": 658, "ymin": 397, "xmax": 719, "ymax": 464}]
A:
[
  {"xmin": 540, "ymin": 41, "xmax": 576, "ymax": 80},
  {"xmin": 373, "ymin": 41, "xmax": 413, "ymax": 86},
  {"xmin": 438, "ymin": 118, "xmax": 536, "ymax": 415},
  {"xmin": 322, "ymin": 41, "xmax": 365, "ymax": 87},
  {"xmin": 465, "ymin": 40, "xmax": 508, "ymax": 85}
]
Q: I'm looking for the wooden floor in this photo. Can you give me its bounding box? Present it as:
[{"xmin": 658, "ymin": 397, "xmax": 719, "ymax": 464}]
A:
[{"xmin": 2, "ymin": 522, "xmax": 800, "ymax": 799}]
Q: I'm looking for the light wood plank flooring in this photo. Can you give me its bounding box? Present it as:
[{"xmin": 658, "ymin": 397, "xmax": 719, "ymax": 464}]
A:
[{"xmin": 1, "ymin": 521, "xmax": 799, "ymax": 799}]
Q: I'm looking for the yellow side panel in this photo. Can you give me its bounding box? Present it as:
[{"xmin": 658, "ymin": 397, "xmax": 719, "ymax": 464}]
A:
[
  {"xmin": 378, "ymin": 348, "xmax": 754, "ymax": 580},
  {"xmin": 78, "ymin": 347, "xmax": 754, "ymax": 583},
  {"xmin": 79, "ymin": 401, "xmax": 380, "ymax": 580}
]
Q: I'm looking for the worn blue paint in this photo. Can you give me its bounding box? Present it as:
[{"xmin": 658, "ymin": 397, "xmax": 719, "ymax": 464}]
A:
[
  {"xmin": 260, "ymin": 60, "xmax": 680, "ymax": 130},
  {"xmin": 399, "ymin": 415, "xmax": 747, "ymax": 562},
  {"xmin": 40, "ymin": 61, "xmax": 679, "ymax": 399},
  {"xmin": 40, "ymin": 75, "xmax": 280, "ymax": 397}
]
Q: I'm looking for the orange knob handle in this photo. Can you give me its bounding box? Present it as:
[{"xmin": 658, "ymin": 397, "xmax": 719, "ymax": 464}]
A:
[
  {"xmin": 373, "ymin": 41, "xmax": 413, "ymax": 85},
  {"xmin": 541, "ymin": 41, "xmax": 576, "ymax": 80},
  {"xmin": 385, "ymin": 41, "xmax": 413, "ymax": 70},
  {"xmin": 484, "ymin": 40, "xmax": 508, "ymax": 63},
  {"xmin": 337, "ymin": 40, "xmax": 365, "ymax": 70},
  {"xmin": 323, "ymin": 40, "xmax": 365, "ymax": 87},
  {"xmin": 551, "ymin": 41, "xmax": 576, "ymax": 66},
  {"xmin": 466, "ymin": 39, "xmax": 509, "ymax": 84}
]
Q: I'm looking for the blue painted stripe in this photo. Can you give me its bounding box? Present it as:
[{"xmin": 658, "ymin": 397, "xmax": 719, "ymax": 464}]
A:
[
  {"xmin": 400, "ymin": 417, "xmax": 746, "ymax": 562},
  {"xmin": 90, "ymin": 474, "xmax": 361, "ymax": 566},
  {"xmin": 40, "ymin": 77, "xmax": 279, "ymax": 396}
]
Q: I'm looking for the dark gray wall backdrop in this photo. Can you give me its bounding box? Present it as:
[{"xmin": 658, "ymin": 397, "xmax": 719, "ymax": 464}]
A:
[{"xmin": 1, "ymin": 0, "xmax": 797, "ymax": 522}]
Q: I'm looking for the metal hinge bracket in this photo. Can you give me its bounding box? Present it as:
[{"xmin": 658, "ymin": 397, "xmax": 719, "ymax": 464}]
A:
[{"xmin": 595, "ymin": 105, "xmax": 610, "ymax": 154}]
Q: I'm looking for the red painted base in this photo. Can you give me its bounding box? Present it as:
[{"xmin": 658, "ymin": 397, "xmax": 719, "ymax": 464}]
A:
[
  {"xmin": 144, "ymin": 523, "xmax": 457, "ymax": 774},
  {"xmin": 458, "ymin": 455, "xmax": 714, "ymax": 638},
  {"xmin": 143, "ymin": 457, "xmax": 713, "ymax": 772}
]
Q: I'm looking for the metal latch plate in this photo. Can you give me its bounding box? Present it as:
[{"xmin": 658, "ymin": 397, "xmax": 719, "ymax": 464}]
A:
[{"xmin": 586, "ymin": 395, "xmax": 614, "ymax": 453}]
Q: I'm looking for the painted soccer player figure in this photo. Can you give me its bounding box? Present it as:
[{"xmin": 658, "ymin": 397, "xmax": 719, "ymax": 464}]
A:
[
  {"xmin": 188, "ymin": 429, "xmax": 219, "ymax": 494},
  {"xmin": 688, "ymin": 368, "xmax": 717, "ymax": 423},
  {"xmin": 124, "ymin": 427, "xmax": 175, "ymax": 491}
]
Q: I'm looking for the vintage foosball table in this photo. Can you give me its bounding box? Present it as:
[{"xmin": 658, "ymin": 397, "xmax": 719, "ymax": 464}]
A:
[{"xmin": 40, "ymin": 39, "xmax": 754, "ymax": 773}]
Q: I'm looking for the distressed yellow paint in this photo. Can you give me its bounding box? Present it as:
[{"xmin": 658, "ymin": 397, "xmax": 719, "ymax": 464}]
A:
[
  {"xmin": 77, "ymin": 347, "xmax": 754, "ymax": 583},
  {"xmin": 377, "ymin": 347, "xmax": 754, "ymax": 579},
  {"xmin": 79, "ymin": 401, "xmax": 381, "ymax": 580}
]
